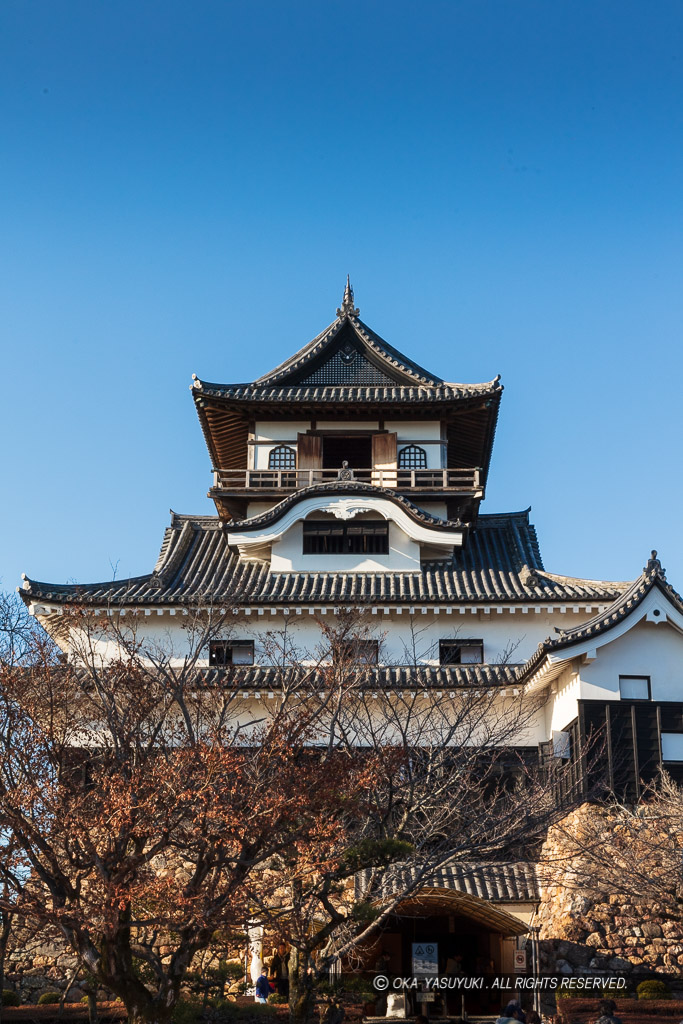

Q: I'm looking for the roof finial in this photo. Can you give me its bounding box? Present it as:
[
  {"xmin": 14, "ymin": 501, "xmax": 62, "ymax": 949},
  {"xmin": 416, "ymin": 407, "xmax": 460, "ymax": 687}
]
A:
[
  {"xmin": 336, "ymin": 275, "xmax": 360, "ymax": 318},
  {"xmin": 644, "ymin": 549, "xmax": 666, "ymax": 576}
]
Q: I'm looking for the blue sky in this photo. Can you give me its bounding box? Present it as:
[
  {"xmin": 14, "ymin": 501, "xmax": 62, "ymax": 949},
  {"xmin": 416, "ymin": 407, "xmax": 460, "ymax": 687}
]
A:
[{"xmin": 2, "ymin": 0, "xmax": 682, "ymax": 592}]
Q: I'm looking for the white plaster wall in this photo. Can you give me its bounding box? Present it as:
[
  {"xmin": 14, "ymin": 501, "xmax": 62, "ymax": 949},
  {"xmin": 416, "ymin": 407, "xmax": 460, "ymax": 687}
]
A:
[
  {"xmin": 246, "ymin": 502, "xmax": 279, "ymax": 517},
  {"xmin": 384, "ymin": 420, "xmax": 442, "ymax": 441},
  {"xmin": 213, "ymin": 692, "xmax": 548, "ymax": 748},
  {"xmin": 578, "ymin": 618, "xmax": 683, "ymax": 702},
  {"xmin": 315, "ymin": 420, "xmax": 379, "ymax": 431},
  {"xmin": 545, "ymin": 666, "xmax": 580, "ymax": 733},
  {"xmin": 61, "ymin": 606, "xmax": 604, "ymax": 670},
  {"xmin": 253, "ymin": 421, "xmax": 310, "ymax": 441},
  {"xmin": 53, "ymin": 606, "xmax": 606, "ymax": 671},
  {"xmin": 416, "ymin": 502, "xmax": 448, "ymax": 519}
]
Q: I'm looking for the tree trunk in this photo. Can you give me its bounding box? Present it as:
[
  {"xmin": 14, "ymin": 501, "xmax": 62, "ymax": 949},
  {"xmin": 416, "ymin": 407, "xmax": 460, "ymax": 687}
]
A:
[
  {"xmin": 288, "ymin": 948, "xmax": 315, "ymax": 1024},
  {"xmin": 59, "ymin": 967, "xmax": 81, "ymax": 1020},
  {"xmin": 0, "ymin": 907, "xmax": 13, "ymax": 1024}
]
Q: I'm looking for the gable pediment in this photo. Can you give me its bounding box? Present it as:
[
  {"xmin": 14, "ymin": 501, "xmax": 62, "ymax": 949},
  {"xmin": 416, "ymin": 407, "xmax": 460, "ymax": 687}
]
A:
[{"xmin": 298, "ymin": 335, "xmax": 398, "ymax": 386}]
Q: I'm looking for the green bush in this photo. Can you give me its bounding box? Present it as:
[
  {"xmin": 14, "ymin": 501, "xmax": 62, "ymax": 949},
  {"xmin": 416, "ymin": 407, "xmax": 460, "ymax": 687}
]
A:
[
  {"xmin": 636, "ymin": 980, "xmax": 671, "ymax": 1000},
  {"xmin": 37, "ymin": 992, "xmax": 62, "ymax": 1005},
  {"xmin": 267, "ymin": 992, "xmax": 288, "ymax": 1004},
  {"xmin": 2, "ymin": 990, "xmax": 20, "ymax": 1007},
  {"xmin": 172, "ymin": 998, "xmax": 203, "ymax": 1024}
]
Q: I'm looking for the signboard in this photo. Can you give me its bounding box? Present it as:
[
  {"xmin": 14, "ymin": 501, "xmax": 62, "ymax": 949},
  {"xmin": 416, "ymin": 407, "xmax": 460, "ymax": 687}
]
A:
[
  {"xmin": 513, "ymin": 950, "xmax": 527, "ymax": 973},
  {"xmin": 417, "ymin": 992, "xmax": 436, "ymax": 1002},
  {"xmin": 412, "ymin": 942, "xmax": 438, "ymax": 976}
]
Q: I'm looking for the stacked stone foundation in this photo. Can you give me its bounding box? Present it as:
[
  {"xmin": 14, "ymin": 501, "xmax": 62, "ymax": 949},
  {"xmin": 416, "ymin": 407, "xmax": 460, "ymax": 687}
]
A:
[{"xmin": 537, "ymin": 804, "xmax": 683, "ymax": 985}]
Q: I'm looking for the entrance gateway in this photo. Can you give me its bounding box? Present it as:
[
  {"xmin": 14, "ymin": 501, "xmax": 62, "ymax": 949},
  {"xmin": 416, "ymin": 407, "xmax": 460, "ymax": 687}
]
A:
[{"xmin": 353, "ymin": 864, "xmax": 537, "ymax": 1019}]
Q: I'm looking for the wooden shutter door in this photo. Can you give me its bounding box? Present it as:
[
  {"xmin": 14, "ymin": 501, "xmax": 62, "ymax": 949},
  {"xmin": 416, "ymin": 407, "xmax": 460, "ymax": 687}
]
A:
[
  {"xmin": 297, "ymin": 433, "xmax": 322, "ymax": 485},
  {"xmin": 372, "ymin": 432, "xmax": 397, "ymax": 487}
]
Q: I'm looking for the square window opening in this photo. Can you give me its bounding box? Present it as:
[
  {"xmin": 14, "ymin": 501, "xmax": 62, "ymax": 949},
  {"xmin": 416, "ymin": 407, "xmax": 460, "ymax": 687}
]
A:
[
  {"xmin": 439, "ymin": 640, "xmax": 484, "ymax": 665},
  {"xmin": 335, "ymin": 639, "xmax": 379, "ymax": 666},
  {"xmin": 209, "ymin": 640, "xmax": 255, "ymax": 667},
  {"xmin": 662, "ymin": 733, "xmax": 683, "ymax": 762},
  {"xmin": 619, "ymin": 675, "xmax": 651, "ymax": 700}
]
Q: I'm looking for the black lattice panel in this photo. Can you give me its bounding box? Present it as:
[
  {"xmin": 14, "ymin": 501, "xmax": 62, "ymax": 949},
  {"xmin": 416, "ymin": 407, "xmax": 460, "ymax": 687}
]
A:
[{"xmin": 302, "ymin": 351, "xmax": 396, "ymax": 386}]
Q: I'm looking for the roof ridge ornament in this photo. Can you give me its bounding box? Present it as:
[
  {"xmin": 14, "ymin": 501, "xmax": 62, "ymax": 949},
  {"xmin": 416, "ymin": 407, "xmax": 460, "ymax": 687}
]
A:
[
  {"xmin": 336, "ymin": 275, "xmax": 360, "ymax": 318},
  {"xmin": 644, "ymin": 549, "xmax": 666, "ymax": 576}
]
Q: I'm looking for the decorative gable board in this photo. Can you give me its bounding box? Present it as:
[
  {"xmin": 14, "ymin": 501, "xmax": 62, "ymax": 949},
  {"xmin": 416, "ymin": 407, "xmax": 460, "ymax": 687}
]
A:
[{"xmin": 300, "ymin": 347, "xmax": 397, "ymax": 386}]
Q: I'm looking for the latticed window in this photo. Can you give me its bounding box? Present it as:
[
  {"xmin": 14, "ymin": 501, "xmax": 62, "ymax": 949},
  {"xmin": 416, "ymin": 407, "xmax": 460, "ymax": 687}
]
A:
[
  {"xmin": 303, "ymin": 521, "xmax": 389, "ymax": 555},
  {"xmin": 398, "ymin": 445, "xmax": 427, "ymax": 469},
  {"xmin": 268, "ymin": 445, "xmax": 296, "ymax": 470}
]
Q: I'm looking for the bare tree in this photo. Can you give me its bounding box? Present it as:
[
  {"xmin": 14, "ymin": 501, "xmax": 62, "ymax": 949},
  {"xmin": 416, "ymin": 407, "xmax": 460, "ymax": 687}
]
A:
[
  {"xmin": 0, "ymin": 598, "xmax": 384, "ymax": 1024},
  {"xmin": 244, "ymin": 610, "xmax": 577, "ymax": 1024}
]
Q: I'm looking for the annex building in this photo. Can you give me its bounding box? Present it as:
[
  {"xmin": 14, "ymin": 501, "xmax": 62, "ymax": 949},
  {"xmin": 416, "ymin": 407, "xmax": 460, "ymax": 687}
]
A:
[{"xmin": 20, "ymin": 280, "xmax": 683, "ymax": 991}]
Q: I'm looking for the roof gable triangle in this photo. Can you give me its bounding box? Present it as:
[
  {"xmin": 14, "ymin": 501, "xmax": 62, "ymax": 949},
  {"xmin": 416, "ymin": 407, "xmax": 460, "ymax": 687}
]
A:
[{"xmin": 255, "ymin": 281, "xmax": 443, "ymax": 387}]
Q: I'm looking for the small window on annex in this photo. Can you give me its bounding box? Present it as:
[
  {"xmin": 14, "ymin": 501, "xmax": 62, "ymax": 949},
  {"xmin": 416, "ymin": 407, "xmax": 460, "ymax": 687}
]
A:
[
  {"xmin": 268, "ymin": 445, "xmax": 296, "ymax": 470},
  {"xmin": 209, "ymin": 640, "xmax": 255, "ymax": 666},
  {"xmin": 661, "ymin": 733, "xmax": 683, "ymax": 762},
  {"xmin": 439, "ymin": 639, "xmax": 484, "ymax": 665},
  {"xmin": 398, "ymin": 445, "xmax": 427, "ymax": 469},
  {"xmin": 619, "ymin": 675, "xmax": 651, "ymax": 700},
  {"xmin": 335, "ymin": 639, "xmax": 379, "ymax": 666}
]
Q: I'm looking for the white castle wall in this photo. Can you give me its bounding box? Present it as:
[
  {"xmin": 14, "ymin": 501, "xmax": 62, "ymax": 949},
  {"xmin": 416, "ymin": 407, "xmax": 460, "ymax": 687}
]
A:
[
  {"xmin": 579, "ymin": 617, "xmax": 683, "ymax": 702},
  {"xmin": 66, "ymin": 607, "xmax": 602, "ymax": 674}
]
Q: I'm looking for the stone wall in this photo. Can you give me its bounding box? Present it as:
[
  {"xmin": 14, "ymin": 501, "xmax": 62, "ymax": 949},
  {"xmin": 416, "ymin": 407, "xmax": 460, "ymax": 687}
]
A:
[
  {"xmin": 3, "ymin": 925, "xmax": 250, "ymax": 1004},
  {"xmin": 537, "ymin": 803, "xmax": 683, "ymax": 982}
]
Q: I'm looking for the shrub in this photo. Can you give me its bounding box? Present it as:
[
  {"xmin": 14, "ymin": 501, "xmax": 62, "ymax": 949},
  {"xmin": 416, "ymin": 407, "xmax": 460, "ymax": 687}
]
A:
[
  {"xmin": 267, "ymin": 992, "xmax": 288, "ymax": 1005},
  {"xmin": 172, "ymin": 998, "xmax": 203, "ymax": 1024},
  {"xmin": 556, "ymin": 985, "xmax": 586, "ymax": 999},
  {"xmin": 37, "ymin": 992, "xmax": 62, "ymax": 1005},
  {"xmin": 2, "ymin": 990, "xmax": 20, "ymax": 1007},
  {"xmin": 636, "ymin": 980, "xmax": 672, "ymax": 1000},
  {"xmin": 207, "ymin": 1001, "xmax": 278, "ymax": 1020}
]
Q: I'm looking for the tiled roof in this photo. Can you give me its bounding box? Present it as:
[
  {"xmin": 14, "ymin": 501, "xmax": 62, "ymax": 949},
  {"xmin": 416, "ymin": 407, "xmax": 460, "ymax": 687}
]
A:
[
  {"xmin": 356, "ymin": 860, "xmax": 539, "ymax": 903},
  {"xmin": 198, "ymin": 664, "xmax": 523, "ymax": 689},
  {"xmin": 191, "ymin": 380, "xmax": 501, "ymax": 404},
  {"xmin": 20, "ymin": 509, "xmax": 629, "ymax": 609},
  {"xmin": 518, "ymin": 555, "xmax": 682, "ymax": 681}
]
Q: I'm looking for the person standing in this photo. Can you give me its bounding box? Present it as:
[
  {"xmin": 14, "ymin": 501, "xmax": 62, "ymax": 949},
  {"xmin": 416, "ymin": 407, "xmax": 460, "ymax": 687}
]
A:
[
  {"xmin": 255, "ymin": 970, "xmax": 270, "ymax": 1004},
  {"xmin": 271, "ymin": 942, "xmax": 290, "ymax": 998}
]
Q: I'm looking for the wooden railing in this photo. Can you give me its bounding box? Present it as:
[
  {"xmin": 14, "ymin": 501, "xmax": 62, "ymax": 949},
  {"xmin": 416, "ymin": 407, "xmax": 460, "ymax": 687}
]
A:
[{"xmin": 212, "ymin": 468, "xmax": 481, "ymax": 491}]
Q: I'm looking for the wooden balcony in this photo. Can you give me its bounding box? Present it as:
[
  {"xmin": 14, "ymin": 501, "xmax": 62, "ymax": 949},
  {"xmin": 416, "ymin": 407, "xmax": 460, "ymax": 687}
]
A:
[{"xmin": 211, "ymin": 467, "xmax": 481, "ymax": 494}]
